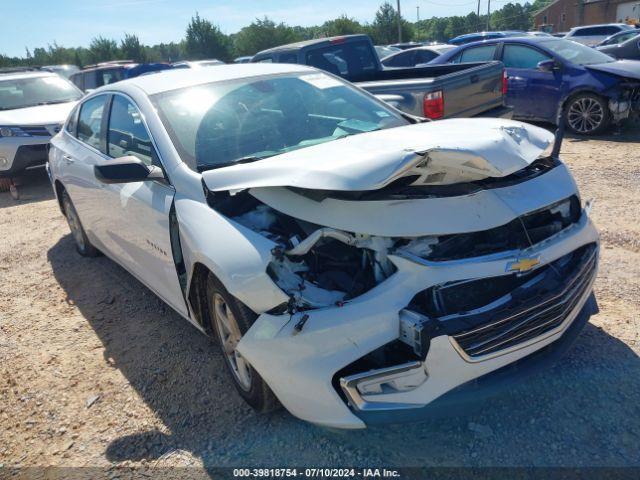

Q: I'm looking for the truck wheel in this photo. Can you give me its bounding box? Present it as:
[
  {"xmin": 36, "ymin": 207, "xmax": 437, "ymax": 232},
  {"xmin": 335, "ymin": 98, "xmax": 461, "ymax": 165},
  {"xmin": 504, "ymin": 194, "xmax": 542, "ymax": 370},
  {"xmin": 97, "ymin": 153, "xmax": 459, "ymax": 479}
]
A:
[
  {"xmin": 564, "ymin": 93, "xmax": 610, "ymax": 135},
  {"xmin": 206, "ymin": 274, "xmax": 279, "ymax": 413},
  {"xmin": 62, "ymin": 191, "xmax": 100, "ymax": 257},
  {"xmin": 0, "ymin": 178, "xmax": 10, "ymax": 193}
]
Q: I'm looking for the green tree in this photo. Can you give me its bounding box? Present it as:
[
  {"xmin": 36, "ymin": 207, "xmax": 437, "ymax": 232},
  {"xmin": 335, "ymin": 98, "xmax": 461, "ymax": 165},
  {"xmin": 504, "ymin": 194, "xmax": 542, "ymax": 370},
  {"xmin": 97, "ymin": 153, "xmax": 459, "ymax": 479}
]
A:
[
  {"xmin": 369, "ymin": 2, "xmax": 413, "ymax": 44},
  {"xmin": 233, "ymin": 17, "xmax": 301, "ymax": 56},
  {"xmin": 88, "ymin": 36, "xmax": 119, "ymax": 63},
  {"xmin": 321, "ymin": 15, "xmax": 365, "ymax": 37},
  {"xmin": 185, "ymin": 13, "xmax": 231, "ymax": 61},
  {"xmin": 120, "ymin": 33, "xmax": 147, "ymax": 63}
]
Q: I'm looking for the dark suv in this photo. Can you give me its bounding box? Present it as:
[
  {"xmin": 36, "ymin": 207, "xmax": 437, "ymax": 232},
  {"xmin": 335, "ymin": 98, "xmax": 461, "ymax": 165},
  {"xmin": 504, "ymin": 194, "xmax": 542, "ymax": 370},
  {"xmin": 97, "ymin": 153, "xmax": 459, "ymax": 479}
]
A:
[{"xmin": 69, "ymin": 61, "xmax": 172, "ymax": 92}]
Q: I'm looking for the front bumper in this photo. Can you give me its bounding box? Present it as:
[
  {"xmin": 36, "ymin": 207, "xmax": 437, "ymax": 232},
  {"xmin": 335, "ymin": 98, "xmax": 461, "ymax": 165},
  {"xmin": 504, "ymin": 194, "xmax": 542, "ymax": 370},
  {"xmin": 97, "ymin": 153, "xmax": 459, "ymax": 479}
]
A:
[
  {"xmin": 237, "ymin": 212, "xmax": 599, "ymax": 429},
  {"xmin": 0, "ymin": 138, "xmax": 50, "ymax": 177}
]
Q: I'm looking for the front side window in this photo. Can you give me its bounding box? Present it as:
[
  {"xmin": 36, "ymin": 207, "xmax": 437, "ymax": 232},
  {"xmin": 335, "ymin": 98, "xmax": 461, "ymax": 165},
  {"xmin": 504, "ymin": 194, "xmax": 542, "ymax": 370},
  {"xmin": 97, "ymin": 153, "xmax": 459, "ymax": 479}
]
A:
[
  {"xmin": 502, "ymin": 45, "xmax": 552, "ymax": 69},
  {"xmin": 0, "ymin": 75, "xmax": 82, "ymax": 111},
  {"xmin": 386, "ymin": 51, "xmax": 414, "ymax": 67},
  {"xmin": 99, "ymin": 69, "xmax": 125, "ymax": 88},
  {"xmin": 152, "ymin": 72, "xmax": 408, "ymax": 172},
  {"xmin": 77, "ymin": 95, "xmax": 108, "ymax": 150},
  {"xmin": 107, "ymin": 96, "xmax": 157, "ymax": 166},
  {"xmin": 416, "ymin": 50, "xmax": 438, "ymax": 64}
]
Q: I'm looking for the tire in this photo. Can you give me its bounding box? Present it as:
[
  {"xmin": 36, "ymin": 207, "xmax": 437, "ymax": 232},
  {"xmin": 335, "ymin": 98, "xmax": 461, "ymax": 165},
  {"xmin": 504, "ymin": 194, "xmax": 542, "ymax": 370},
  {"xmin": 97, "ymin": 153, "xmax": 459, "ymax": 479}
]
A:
[
  {"xmin": 0, "ymin": 178, "xmax": 10, "ymax": 193},
  {"xmin": 564, "ymin": 93, "xmax": 610, "ymax": 136},
  {"xmin": 61, "ymin": 191, "xmax": 100, "ymax": 257},
  {"xmin": 206, "ymin": 274, "xmax": 279, "ymax": 412}
]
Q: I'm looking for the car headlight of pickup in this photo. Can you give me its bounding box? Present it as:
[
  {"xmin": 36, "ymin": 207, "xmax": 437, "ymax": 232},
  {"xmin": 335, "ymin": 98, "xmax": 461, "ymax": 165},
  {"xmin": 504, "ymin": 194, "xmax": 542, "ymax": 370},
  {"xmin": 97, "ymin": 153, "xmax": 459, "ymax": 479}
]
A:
[{"xmin": 0, "ymin": 126, "xmax": 32, "ymax": 138}]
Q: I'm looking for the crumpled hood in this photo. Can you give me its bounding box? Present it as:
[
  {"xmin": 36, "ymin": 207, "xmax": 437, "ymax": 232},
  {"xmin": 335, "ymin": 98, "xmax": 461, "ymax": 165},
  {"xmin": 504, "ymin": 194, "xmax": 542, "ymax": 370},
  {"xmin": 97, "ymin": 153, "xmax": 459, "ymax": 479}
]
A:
[
  {"xmin": 0, "ymin": 101, "xmax": 77, "ymax": 126},
  {"xmin": 202, "ymin": 118, "xmax": 554, "ymax": 192},
  {"xmin": 585, "ymin": 60, "xmax": 640, "ymax": 81}
]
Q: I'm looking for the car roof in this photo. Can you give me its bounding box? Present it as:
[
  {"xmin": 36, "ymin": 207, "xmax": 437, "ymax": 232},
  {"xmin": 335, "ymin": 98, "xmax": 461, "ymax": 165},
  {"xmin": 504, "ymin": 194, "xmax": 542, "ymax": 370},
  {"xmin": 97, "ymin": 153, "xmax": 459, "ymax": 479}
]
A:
[
  {"xmin": 0, "ymin": 70, "xmax": 58, "ymax": 81},
  {"xmin": 569, "ymin": 23, "xmax": 632, "ymax": 31},
  {"xmin": 458, "ymin": 36, "xmax": 560, "ymax": 48},
  {"xmin": 107, "ymin": 63, "xmax": 318, "ymax": 95}
]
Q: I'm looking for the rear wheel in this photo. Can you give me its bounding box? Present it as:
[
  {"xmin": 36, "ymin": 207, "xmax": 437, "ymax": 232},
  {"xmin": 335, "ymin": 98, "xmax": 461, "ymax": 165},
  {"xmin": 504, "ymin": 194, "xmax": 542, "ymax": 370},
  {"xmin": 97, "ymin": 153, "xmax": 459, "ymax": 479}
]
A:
[
  {"xmin": 206, "ymin": 274, "xmax": 279, "ymax": 412},
  {"xmin": 564, "ymin": 93, "xmax": 610, "ymax": 136},
  {"xmin": 62, "ymin": 191, "xmax": 100, "ymax": 257}
]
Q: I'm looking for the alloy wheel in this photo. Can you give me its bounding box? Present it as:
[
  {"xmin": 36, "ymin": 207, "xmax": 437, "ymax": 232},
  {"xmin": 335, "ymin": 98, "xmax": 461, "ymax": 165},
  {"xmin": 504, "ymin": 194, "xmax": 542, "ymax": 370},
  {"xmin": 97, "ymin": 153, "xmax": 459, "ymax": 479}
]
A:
[
  {"xmin": 213, "ymin": 292, "xmax": 252, "ymax": 391},
  {"xmin": 567, "ymin": 97, "xmax": 604, "ymax": 134}
]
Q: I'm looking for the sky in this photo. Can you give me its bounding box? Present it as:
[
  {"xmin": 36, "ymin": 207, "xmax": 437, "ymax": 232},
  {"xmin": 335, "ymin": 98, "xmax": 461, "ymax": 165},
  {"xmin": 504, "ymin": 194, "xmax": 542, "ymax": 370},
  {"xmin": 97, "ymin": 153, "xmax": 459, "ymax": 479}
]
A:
[{"xmin": 1, "ymin": 0, "xmax": 528, "ymax": 57}]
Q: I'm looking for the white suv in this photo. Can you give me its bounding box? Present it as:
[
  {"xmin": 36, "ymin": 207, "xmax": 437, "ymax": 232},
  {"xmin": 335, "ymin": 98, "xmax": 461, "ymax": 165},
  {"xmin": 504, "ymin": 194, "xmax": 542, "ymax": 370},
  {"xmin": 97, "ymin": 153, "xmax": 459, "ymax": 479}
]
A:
[
  {"xmin": 0, "ymin": 70, "xmax": 82, "ymax": 195},
  {"xmin": 48, "ymin": 65, "xmax": 599, "ymax": 428},
  {"xmin": 564, "ymin": 23, "xmax": 635, "ymax": 46}
]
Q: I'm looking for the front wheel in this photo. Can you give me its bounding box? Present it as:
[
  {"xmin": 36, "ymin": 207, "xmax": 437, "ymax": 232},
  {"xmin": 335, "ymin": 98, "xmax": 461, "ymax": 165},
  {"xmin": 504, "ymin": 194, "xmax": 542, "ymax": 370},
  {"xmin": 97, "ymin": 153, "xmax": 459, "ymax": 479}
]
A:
[
  {"xmin": 206, "ymin": 274, "xmax": 279, "ymax": 412},
  {"xmin": 564, "ymin": 93, "xmax": 610, "ymax": 135}
]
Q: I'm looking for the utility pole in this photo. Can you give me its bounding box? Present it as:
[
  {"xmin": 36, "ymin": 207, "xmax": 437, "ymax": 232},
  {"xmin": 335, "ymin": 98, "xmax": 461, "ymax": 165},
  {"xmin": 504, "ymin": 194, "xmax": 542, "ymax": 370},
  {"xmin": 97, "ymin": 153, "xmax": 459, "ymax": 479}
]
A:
[
  {"xmin": 417, "ymin": 5, "xmax": 420, "ymax": 22},
  {"xmin": 397, "ymin": 0, "xmax": 403, "ymax": 43},
  {"xmin": 486, "ymin": 0, "xmax": 491, "ymax": 30},
  {"xmin": 477, "ymin": 0, "xmax": 481, "ymax": 30}
]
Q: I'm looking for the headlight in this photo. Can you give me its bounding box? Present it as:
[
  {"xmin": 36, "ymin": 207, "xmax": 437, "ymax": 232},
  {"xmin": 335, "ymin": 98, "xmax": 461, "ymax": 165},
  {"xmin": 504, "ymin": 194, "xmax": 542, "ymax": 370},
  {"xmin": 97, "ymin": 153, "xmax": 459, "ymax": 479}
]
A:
[{"xmin": 0, "ymin": 126, "xmax": 31, "ymax": 138}]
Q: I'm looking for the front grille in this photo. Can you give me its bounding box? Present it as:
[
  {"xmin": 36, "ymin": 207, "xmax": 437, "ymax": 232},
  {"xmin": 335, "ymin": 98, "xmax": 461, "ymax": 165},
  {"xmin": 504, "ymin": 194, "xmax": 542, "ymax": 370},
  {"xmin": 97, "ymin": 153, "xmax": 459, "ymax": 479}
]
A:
[{"xmin": 451, "ymin": 244, "xmax": 597, "ymax": 358}]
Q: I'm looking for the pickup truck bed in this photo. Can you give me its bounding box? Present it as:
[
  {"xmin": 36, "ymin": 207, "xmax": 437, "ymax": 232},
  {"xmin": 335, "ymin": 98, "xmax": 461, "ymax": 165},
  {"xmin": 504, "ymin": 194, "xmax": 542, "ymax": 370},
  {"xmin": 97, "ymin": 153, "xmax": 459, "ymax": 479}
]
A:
[{"xmin": 252, "ymin": 34, "xmax": 509, "ymax": 119}]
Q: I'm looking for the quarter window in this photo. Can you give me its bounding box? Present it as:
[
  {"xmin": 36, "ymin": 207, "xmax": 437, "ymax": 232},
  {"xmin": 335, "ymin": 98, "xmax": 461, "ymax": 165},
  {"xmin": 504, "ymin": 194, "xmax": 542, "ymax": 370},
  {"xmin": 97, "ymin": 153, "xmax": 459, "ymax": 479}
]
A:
[
  {"xmin": 107, "ymin": 95, "xmax": 158, "ymax": 166},
  {"xmin": 502, "ymin": 45, "xmax": 552, "ymax": 69},
  {"xmin": 77, "ymin": 95, "xmax": 107, "ymax": 150}
]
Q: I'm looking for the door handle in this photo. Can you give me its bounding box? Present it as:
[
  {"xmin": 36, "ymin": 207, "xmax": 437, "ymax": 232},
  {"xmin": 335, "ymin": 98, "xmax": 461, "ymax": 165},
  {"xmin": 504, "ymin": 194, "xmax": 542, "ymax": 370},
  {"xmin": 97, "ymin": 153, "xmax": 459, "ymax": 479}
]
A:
[{"xmin": 62, "ymin": 154, "xmax": 75, "ymax": 164}]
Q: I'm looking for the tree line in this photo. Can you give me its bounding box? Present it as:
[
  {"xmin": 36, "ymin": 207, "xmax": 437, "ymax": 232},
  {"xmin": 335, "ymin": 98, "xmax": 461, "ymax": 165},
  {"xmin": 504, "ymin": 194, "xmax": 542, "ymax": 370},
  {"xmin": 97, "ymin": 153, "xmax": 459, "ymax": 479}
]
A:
[{"xmin": 0, "ymin": 1, "xmax": 551, "ymax": 68}]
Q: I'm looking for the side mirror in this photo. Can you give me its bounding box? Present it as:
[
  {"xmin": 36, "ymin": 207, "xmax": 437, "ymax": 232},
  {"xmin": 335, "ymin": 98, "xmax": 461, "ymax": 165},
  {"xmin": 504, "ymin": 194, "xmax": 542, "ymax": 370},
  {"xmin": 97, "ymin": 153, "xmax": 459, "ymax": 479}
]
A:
[
  {"xmin": 537, "ymin": 59, "xmax": 558, "ymax": 72},
  {"xmin": 94, "ymin": 155, "xmax": 165, "ymax": 184}
]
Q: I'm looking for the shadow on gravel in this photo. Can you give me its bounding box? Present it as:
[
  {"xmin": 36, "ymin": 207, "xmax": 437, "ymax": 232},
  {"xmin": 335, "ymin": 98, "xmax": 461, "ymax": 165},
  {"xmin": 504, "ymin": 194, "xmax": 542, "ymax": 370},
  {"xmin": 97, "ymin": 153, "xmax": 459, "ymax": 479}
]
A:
[
  {"xmin": 0, "ymin": 169, "xmax": 54, "ymax": 208},
  {"xmin": 48, "ymin": 234, "xmax": 640, "ymax": 474}
]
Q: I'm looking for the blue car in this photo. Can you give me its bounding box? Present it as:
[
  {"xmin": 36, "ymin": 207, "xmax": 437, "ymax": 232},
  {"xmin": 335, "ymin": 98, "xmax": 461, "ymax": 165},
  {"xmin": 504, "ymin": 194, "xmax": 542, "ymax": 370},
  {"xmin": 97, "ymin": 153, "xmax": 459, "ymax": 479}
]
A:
[{"xmin": 431, "ymin": 36, "xmax": 640, "ymax": 135}]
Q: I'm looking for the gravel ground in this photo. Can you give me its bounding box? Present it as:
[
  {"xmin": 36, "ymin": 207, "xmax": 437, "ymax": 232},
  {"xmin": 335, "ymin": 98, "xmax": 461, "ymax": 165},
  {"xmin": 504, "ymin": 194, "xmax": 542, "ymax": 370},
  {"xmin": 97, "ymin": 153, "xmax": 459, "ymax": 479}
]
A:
[{"xmin": 0, "ymin": 127, "xmax": 639, "ymax": 477}]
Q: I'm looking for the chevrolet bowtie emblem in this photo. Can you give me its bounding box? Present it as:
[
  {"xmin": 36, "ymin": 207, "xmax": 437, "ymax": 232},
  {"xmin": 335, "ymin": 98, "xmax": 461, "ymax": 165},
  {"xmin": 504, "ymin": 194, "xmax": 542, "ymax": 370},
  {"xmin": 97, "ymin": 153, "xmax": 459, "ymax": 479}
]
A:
[{"xmin": 507, "ymin": 257, "xmax": 540, "ymax": 273}]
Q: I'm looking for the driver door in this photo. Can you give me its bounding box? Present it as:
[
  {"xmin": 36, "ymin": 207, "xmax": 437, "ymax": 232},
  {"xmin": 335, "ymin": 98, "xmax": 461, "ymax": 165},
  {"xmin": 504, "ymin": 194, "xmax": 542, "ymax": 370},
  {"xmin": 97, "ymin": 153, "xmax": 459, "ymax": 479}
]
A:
[
  {"xmin": 501, "ymin": 44, "xmax": 562, "ymax": 121},
  {"xmin": 98, "ymin": 94, "xmax": 187, "ymax": 316}
]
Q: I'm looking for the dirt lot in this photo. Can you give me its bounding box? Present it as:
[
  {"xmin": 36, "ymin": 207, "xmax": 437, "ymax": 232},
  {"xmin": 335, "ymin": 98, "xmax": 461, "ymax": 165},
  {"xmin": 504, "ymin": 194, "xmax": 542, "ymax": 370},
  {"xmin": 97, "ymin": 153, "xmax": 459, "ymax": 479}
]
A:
[{"xmin": 1, "ymin": 128, "xmax": 639, "ymax": 477}]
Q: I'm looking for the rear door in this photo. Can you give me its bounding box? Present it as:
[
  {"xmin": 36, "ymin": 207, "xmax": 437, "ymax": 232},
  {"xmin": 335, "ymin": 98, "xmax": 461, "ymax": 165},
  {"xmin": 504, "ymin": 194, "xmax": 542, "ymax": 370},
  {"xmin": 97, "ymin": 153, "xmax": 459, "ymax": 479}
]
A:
[
  {"xmin": 500, "ymin": 43, "xmax": 561, "ymax": 121},
  {"xmin": 99, "ymin": 93, "xmax": 186, "ymax": 315},
  {"xmin": 59, "ymin": 94, "xmax": 110, "ymax": 245}
]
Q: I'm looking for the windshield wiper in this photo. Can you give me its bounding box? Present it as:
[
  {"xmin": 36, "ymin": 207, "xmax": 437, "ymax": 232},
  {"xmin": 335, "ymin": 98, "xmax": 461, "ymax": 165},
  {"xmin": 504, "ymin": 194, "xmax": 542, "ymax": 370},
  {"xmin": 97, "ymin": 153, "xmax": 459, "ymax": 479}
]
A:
[
  {"xmin": 197, "ymin": 153, "xmax": 276, "ymax": 173},
  {"xmin": 36, "ymin": 100, "xmax": 76, "ymax": 106}
]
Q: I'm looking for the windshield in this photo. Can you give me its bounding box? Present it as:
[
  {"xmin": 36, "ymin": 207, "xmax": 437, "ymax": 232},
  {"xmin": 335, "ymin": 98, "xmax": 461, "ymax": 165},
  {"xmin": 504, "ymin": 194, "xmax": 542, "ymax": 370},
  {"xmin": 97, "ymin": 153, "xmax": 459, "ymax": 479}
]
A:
[
  {"xmin": 0, "ymin": 75, "xmax": 82, "ymax": 111},
  {"xmin": 152, "ymin": 72, "xmax": 408, "ymax": 171},
  {"xmin": 542, "ymin": 39, "xmax": 615, "ymax": 65}
]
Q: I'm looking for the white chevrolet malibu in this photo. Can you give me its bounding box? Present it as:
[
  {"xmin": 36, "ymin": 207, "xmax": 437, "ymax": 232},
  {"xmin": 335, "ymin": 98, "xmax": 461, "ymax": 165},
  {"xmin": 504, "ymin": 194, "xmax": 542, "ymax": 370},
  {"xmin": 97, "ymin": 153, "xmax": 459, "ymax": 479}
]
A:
[{"xmin": 48, "ymin": 64, "xmax": 599, "ymax": 429}]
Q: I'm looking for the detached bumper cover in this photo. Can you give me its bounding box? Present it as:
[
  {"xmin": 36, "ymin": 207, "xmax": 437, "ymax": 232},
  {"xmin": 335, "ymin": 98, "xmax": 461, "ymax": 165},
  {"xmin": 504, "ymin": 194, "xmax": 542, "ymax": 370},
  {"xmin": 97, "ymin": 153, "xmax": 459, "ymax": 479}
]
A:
[
  {"xmin": 357, "ymin": 293, "xmax": 598, "ymax": 426},
  {"xmin": 237, "ymin": 214, "xmax": 599, "ymax": 429}
]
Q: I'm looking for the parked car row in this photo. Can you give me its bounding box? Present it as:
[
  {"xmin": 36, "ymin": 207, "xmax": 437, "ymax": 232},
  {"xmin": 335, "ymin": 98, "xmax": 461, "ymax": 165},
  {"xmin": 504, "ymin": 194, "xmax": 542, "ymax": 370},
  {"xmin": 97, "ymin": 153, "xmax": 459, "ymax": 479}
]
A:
[{"xmin": 429, "ymin": 36, "xmax": 640, "ymax": 135}]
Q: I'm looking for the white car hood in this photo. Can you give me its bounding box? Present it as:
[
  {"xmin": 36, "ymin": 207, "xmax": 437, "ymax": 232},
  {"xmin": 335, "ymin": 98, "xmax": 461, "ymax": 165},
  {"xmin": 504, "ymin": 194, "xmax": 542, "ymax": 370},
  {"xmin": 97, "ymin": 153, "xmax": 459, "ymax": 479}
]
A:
[
  {"xmin": 0, "ymin": 101, "xmax": 77, "ymax": 126},
  {"xmin": 202, "ymin": 118, "xmax": 554, "ymax": 193}
]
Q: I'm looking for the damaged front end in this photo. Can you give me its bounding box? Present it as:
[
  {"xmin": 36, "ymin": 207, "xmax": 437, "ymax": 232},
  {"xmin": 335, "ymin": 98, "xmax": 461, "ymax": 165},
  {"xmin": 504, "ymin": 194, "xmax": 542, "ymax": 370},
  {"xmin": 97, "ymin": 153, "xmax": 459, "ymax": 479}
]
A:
[{"xmin": 199, "ymin": 119, "xmax": 599, "ymax": 428}]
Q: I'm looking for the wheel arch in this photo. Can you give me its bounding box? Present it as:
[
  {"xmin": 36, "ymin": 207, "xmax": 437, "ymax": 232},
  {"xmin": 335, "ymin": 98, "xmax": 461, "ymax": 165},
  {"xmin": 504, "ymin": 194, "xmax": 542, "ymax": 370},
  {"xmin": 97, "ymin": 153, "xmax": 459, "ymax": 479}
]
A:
[{"xmin": 54, "ymin": 179, "xmax": 67, "ymax": 215}]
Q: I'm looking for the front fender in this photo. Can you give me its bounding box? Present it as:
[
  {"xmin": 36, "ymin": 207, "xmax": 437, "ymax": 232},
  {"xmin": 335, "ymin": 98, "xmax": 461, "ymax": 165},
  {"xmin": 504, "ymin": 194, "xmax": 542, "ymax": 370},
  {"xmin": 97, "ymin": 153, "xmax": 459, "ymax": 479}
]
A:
[{"xmin": 174, "ymin": 196, "xmax": 289, "ymax": 314}]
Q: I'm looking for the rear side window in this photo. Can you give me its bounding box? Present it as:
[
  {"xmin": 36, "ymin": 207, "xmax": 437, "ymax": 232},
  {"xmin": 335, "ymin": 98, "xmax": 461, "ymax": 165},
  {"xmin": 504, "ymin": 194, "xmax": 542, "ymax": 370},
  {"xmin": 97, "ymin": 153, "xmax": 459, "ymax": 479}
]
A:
[
  {"xmin": 279, "ymin": 52, "xmax": 298, "ymax": 63},
  {"xmin": 385, "ymin": 51, "xmax": 415, "ymax": 67},
  {"xmin": 415, "ymin": 50, "xmax": 438, "ymax": 64},
  {"xmin": 453, "ymin": 44, "xmax": 497, "ymax": 63},
  {"xmin": 573, "ymin": 26, "xmax": 621, "ymax": 36},
  {"xmin": 107, "ymin": 95, "xmax": 158, "ymax": 166},
  {"xmin": 77, "ymin": 95, "xmax": 107, "ymax": 150},
  {"xmin": 502, "ymin": 45, "xmax": 552, "ymax": 69},
  {"xmin": 305, "ymin": 41, "xmax": 377, "ymax": 80}
]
